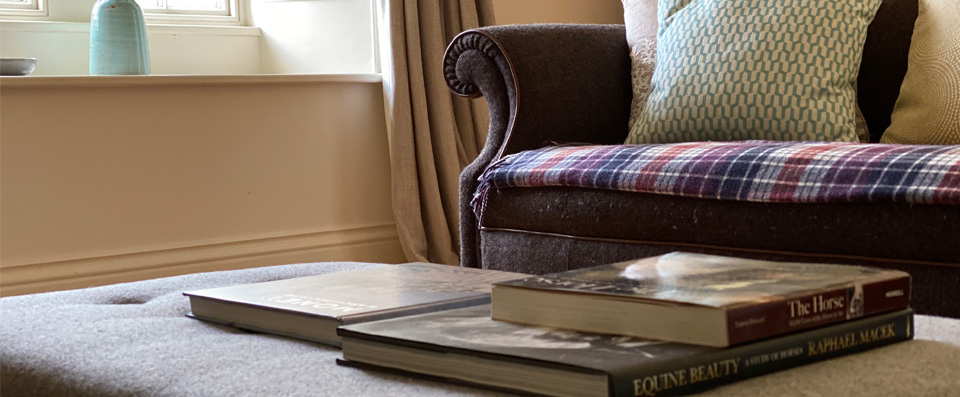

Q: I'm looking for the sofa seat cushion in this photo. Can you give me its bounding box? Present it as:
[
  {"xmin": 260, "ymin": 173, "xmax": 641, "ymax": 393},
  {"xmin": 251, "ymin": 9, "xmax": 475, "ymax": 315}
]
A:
[
  {"xmin": 473, "ymin": 141, "xmax": 960, "ymax": 286},
  {"xmin": 474, "ymin": 141, "xmax": 960, "ymax": 219}
]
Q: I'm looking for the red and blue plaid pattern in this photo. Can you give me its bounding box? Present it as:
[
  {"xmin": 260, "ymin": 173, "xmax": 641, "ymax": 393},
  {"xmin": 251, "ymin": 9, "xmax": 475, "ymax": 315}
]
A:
[{"xmin": 474, "ymin": 141, "xmax": 960, "ymax": 216}]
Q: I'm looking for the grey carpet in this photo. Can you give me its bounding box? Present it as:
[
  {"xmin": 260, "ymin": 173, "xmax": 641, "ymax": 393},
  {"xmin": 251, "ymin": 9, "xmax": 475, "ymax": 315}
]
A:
[{"xmin": 2, "ymin": 261, "xmax": 958, "ymax": 396}]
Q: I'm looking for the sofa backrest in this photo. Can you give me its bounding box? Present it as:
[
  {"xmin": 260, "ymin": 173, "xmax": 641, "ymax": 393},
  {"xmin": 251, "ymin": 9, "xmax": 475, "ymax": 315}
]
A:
[{"xmin": 858, "ymin": 0, "xmax": 918, "ymax": 142}]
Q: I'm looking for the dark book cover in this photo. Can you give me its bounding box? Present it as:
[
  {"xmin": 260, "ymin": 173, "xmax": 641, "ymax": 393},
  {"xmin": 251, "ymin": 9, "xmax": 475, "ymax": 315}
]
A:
[
  {"xmin": 338, "ymin": 305, "xmax": 914, "ymax": 397},
  {"xmin": 493, "ymin": 252, "xmax": 910, "ymax": 345},
  {"xmin": 183, "ymin": 263, "xmax": 527, "ymax": 345}
]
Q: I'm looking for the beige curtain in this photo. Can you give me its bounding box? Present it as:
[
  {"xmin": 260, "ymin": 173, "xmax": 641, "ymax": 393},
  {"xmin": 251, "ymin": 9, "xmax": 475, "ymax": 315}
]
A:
[{"xmin": 378, "ymin": 0, "xmax": 495, "ymax": 265}]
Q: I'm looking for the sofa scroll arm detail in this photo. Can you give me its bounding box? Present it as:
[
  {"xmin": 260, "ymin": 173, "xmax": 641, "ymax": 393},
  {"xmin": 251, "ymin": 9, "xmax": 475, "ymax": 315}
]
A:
[
  {"xmin": 444, "ymin": 29, "xmax": 516, "ymax": 269},
  {"xmin": 444, "ymin": 24, "xmax": 634, "ymax": 268}
]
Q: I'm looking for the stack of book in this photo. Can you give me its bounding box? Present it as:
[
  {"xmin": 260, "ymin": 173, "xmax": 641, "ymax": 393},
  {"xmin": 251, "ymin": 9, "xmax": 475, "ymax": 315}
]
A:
[{"xmin": 185, "ymin": 253, "xmax": 913, "ymax": 397}]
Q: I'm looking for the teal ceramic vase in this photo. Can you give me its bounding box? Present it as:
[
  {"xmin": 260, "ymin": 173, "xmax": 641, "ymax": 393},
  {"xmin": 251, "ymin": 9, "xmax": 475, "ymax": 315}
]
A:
[{"xmin": 90, "ymin": 0, "xmax": 151, "ymax": 75}]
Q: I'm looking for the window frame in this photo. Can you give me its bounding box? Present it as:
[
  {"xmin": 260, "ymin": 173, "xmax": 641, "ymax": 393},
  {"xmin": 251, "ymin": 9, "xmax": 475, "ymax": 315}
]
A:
[
  {"xmin": 0, "ymin": 0, "xmax": 48, "ymax": 18},
  {"xmin": 139, "ymin": 0, "xmax": 242, "ymax": 25},
  {"xmin": 0, "ymin": 0, "xmax": 244, "ymax": 26}
]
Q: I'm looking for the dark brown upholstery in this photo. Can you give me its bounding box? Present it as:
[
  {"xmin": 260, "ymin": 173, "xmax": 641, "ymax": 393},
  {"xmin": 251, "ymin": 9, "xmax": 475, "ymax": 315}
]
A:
[
  {"xmin": 858, "ymin": 0, "xmax": 919, "ymax": 141},
  {"xmin": 445, "ymin": 24, "xmax": 633, "ymax": 268},
  {"xmin": 445, "ymin": 0, "xmax": 959, "ymax": 317},
  {"xmin": 479, "ymin": 229, "xmax": 960, "ymax": 319},
  {"xmin": 478, "ymin": 187, "xmax": 960, "ymax": 318},
  {"xmin": 482, "ymin": 187, "xmax": 960, "ymax": 265}
]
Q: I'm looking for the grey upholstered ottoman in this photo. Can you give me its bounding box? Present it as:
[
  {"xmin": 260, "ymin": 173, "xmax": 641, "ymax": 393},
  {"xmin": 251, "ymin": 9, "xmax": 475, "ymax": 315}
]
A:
[{"xmin": 2, "ymin": 262, "xmax": 959, "ymax": 397}]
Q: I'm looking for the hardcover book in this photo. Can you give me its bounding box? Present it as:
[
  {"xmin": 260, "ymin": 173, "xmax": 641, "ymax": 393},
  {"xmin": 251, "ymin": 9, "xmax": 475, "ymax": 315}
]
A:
[
  {"xmin": 492, "ymin": 252, "xmax": 910, "ymax": 347},
  {"xmin": 337, "ymin": 305, "xmax": 913, "ymax": 397},
  {"xmin": 183, "ymin": 263, "xmax": 527, "ymax": 347}
]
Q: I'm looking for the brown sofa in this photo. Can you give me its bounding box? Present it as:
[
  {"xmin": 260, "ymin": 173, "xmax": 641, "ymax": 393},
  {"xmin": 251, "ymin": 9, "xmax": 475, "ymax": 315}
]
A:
[{"xmin": 443, "ymin": 0, "xmax": 960, "ymax": 318}]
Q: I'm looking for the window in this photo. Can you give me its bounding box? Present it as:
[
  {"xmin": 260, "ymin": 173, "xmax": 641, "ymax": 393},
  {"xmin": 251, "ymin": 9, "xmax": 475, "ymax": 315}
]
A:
[
  {"xmin": 0, "ymin": 0, "xmax": 240, "ymax": 25},
  {"xmin": 1, "ymin": 0, "xmax": 376, "ymax": 75},
  {"xmin": 136, "ymin": 0, "xmax": 241, "ymax": 24},
  {"xmin": 0, "ymin": 0, "xmax": 47, "ymax": 17},
  {"xmin": 138, "ymin": 0, "xmax": 230, "ymax": 16},
  {"xmin": 0, "ymin": 0, "xmax": 38, "ymax": 10}
]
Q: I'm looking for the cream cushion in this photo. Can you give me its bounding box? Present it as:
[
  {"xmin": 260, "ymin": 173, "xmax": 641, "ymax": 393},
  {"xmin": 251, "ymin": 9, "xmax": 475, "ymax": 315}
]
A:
[{"xmin": 881, "ymin": 0, "xmax": 960, "ymax": 145}]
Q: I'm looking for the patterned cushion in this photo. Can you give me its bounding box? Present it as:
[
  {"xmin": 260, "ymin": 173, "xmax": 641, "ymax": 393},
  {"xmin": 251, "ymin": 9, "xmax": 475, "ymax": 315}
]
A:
[
  {"xmin": 473, "ymin": 142, "xmax": 960, "ymax": 218},
  {"xmin": 624, "ymin": 0, "xmax": 882, "ymax": 144},
  {"xmin": 623, "ymin": 0, "xmax": 658, "ymax": 130},
  {"xmin": 881, "ymin": 0, "xmax": 960, "ymax": 145},
  {"xmin": 622, "ymin": 0, "xmax": 873, "ymax": 143}
]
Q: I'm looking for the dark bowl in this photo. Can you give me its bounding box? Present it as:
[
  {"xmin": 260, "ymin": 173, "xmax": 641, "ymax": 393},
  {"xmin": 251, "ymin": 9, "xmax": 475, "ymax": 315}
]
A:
[{"xmin": 1, "ymin": 58, "xmax": 38, "ymax": 76}]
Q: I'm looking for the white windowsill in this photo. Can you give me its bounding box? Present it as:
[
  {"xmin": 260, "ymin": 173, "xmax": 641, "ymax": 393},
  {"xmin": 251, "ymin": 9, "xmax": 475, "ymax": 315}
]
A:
[
  {"xmin": 0, "ymin": 73, "xmax": 382, "ymax": 88},
  {"xmin": 0, "ymin": 20, "xmax": 259, "ymax": 36}
]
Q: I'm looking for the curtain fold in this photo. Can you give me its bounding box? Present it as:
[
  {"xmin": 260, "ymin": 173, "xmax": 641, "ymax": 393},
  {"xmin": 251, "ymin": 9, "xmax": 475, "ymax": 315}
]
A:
[{"xmin": 379, "ymin": 0, "xmax": 494, "ymax": 265}]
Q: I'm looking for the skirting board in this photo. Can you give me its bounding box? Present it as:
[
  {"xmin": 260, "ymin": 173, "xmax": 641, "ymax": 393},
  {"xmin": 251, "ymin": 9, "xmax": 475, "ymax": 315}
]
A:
[{"xmin": 0, "ymin": 224, "xmax": 406, "ymax": 297}]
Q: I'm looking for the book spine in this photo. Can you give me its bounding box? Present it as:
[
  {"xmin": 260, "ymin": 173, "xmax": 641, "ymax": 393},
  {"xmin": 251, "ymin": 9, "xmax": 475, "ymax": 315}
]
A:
[
  {"xmin": 344, "ymin": 294, "xmax": 492, "ymax": 324},
  {"xmin": 725, "ymin": 276, "xmax": 910, "ymax": 345},
  {"xmin": 611, "ymin": 309, "xmax": 913, "ymax": 397}
]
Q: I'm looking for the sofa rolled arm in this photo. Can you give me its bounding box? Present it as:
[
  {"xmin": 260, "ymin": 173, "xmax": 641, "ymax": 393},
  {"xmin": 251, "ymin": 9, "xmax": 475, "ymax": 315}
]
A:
[{"xmin": 444, "ymin": 24, "xmax": 633, "ymax": 268}]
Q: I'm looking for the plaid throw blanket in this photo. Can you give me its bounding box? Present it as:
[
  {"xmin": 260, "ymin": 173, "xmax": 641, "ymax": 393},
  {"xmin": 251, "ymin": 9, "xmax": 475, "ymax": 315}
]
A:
[{"xmin": 473, "ymin": 141, "xmax": 960, "ymax": 217}]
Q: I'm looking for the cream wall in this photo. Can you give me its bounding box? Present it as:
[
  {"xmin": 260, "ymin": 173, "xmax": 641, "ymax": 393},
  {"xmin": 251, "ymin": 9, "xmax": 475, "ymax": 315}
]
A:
[
  {"xmin": 492, "ymin": 0, "xmax": 624, "ymax": 25},
  {"xmin": 0, "ymin": 0, "xmax": 624, "ymax": 297},
  {"xmin": 0, "ymin": 76, "xmax": 406, "ymax": 296}
]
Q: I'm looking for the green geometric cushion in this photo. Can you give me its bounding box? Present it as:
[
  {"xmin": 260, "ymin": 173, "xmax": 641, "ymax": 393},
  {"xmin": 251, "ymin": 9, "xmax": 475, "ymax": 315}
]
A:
[{"xmin": 624, "ymin": 0, "xmax": 882, "ymax": 144}]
